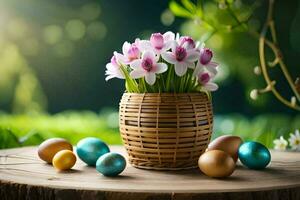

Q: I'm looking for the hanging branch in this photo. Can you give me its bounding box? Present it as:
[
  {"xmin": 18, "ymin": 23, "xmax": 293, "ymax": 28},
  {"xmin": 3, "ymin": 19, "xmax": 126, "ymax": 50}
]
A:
[
  {"xmin": 257, "ymin": 0, "xmax": 300, "ymax": 111},
  {"xmin": 169, "ymin": 0, "xmax": 300, "ymax": 111}
]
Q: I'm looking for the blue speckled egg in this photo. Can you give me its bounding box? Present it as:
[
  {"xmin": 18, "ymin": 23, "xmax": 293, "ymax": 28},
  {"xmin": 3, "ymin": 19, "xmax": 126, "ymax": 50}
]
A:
[
  {"xmin": 238, "ymin": 141, "xmax": 271, "ymax": 170},
  {"xmin": 96, "ymin": 153, "xmax": 126, "ymax": 177},
  {"xmin": 76, "ymin": 137, "xmax": 110, "ymax": 166}
]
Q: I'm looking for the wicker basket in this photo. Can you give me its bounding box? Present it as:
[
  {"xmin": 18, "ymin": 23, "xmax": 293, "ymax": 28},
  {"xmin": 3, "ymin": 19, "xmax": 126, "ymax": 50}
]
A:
[{"xmin": 119, "ymin": 92, "xmax": 213, "ymax": 170}]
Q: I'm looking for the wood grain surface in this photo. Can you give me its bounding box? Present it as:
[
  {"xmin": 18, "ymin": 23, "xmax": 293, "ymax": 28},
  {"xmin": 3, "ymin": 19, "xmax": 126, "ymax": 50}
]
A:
[{"xmin": 0, "ymin": 146, "xmax": 300, "ymax": 200}]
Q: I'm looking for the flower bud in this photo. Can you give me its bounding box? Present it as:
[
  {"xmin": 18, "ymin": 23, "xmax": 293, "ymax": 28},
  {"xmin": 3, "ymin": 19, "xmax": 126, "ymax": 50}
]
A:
[
  {"xmin": 254, "ymin": 66, "xmax": 261, "ymax": 75},
  {"xmin": 200, "ymin": 48, "xmax": 213, "ymax": 65},
  {"xmin": 127, "ymin": 44, "xmax": 140, "ymax": 60},
  {"xmin": 291, "ymin": 96, "xmax": 296, "ymax": 107},
  {"xmin": 180, "ymin": 36, "xmax": 195, "ymax": 49},
  {"xmin": 198, "ymin": 73, "xmax": 210, "ymax": 85},
  {"xmin": 150, "ymin": 33, "xmax": 164, "ymax": 50},
  {"xmin": 250, "ymin": 89, "xmax": 259, "ymax": 100}
]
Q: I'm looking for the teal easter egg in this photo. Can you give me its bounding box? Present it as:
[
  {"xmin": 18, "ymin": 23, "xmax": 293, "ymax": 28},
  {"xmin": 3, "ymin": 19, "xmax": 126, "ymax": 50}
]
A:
[
  {"xmin": 76, "ymin": 137, "xmax": 110, "ymax": 166},
  {"xmin": 238, "ymin": 141, "xmax": 271, "ymax": 170},
  {"xmin": 96, "ymin": 153, "xmax": 126, "ymax": 177}
]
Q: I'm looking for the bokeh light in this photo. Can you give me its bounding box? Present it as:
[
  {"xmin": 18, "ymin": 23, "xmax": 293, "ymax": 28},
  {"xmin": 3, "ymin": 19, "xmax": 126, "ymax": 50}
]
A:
[
  {"xmin": 86, "ymin": 21, "xmax": 107, "ymax": 40},
  {"xmin": 65, "ymin": 19, "xmax": 86, "ymax": 41},
  {"xmin": 161, "ymin": 9, "xmax": 175, "ymax": 26},
  {"xmin": 43, "ymin": 25, "xmax": 63, "ymax": 45},
  {"xmin": 80, "ymin": 3, "xmax": 101, "ymax": 21},
  {"xmin": 220, "ymin": 119, "xmax": 235, "ymax": 134}
]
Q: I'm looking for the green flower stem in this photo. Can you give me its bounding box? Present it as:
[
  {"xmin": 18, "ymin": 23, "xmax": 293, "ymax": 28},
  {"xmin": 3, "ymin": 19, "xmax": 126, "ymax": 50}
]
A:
[
  {"xmin": 120, "ymin": 65, "xmax": 139, "ymax": 93},
  {"xmin": 166, "ymin": 65, "xmax": 174, "ymax": 92}
]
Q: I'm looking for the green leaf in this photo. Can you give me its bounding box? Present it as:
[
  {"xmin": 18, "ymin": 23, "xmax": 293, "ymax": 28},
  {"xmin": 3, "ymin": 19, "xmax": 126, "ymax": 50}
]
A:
[
  {"xmin": 181, "ymin": 0, "xmax": 196, "ymax": 12},
  {"xmin": 169, "ymin": 1, "xmax": 193, "ymax": 18},
  {"xmin": 19, "ymin": 130, "xmax": 45, "ymax": 146},
  {"xmin": 0, "ymin": 128, "xmax": 20, "ymax": 149}
]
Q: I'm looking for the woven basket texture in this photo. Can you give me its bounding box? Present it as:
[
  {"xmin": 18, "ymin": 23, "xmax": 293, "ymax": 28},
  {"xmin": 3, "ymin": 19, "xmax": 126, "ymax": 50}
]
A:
[{"xmin": 119, "ymin": 93, "xmax": 213, "ymax": 170}]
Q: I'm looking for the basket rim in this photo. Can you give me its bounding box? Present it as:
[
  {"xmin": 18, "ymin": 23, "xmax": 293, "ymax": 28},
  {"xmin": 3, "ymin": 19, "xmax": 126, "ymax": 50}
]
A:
[{"xmin": 123, "ymin": 92, "xmax": 208, "ymax": 95}]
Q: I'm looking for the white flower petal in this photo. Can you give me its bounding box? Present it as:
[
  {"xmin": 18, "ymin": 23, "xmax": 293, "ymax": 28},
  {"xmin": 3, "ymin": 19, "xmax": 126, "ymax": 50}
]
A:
[
  {"xmin": 193, "ymin": 62, "xmax": 204, "ymax": 77},
  {"xmin": 206, "ymin": 66, "xmax": 218, "ymax": 75},
  {"xmin": 142, "ymin": 50, "xmax": 156, "ymax": 62},
  {"xmin": 161, "ymin": 52, "xmax": 177, "ymax": 64},
  {"xmin": 186, "ymin": 61, "xmax": 195, "ymax": 69},
  {"xmin": 105, "ymin": 74, "xmax": 115, "ymax": 81},
  {"xmin": 171, "ymin": 40, "xmax": 178, "ymax": 53},
  {"xmin": 204, "ymin": 82, "xmax": 219, "ymax": 91},
  {"xmin": 174, "ymin": 62, "xmax": 188, "ymax": 76},
  {"xmin": 122, "ymin": 42, "xmax": 131, "ymax": 56},
  {"xmin": 130, "ymin": 60, "xmax": 142, "ymax": 70},
  {"xmin": 207, "ymin": 61, "xmax": 219, "ymax": 68},
  {"xmin": 130, "ymin": 69, "xmax": 145, "ymax": 79},
  {"xmin": 106, "ymin": 63, "xmax": 115, "ymax": 71},
  {"xmin": 186, "ymin": 51, "xmax": 199, "ymax": 62},
  {"xmin": 175, "ymin": 32, "xmax": 180, "ymax": 41},
  {"xmin": 163, "ymin": 40, "xmax": 173, "ymax": 51},
  {"xmin": 163, "ymin": 31, "xmax": 175, "ymax": 42},
  {"xmin": 145, "ymin": 72, "xmax": 156, "ymax": 85},
  {"xmin": 114, "ymin": 51, "xmax": 128, "ymax": 64},
  {"xmin": 155, "ymin": 63, "xmax": 168, "ymax": 74},
  {"xmin": 138, "ymin": 40, "xmax": 152, "ymax": 52}
]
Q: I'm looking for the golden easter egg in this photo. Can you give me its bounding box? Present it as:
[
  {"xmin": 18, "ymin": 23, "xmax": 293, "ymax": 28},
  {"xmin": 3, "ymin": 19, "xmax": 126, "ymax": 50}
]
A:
[
  {"xmin": 52, "ymin": 150, "xmax": 76, "ymax": 171},
  {"xmin": 198, "ymin": 150, "xmax": 235, "ymax": 178},
  {"xmin": 207, "ymin": 135, "xmax": 243, "ymax": 162},
  {"xmin": 38, "ymin": 138, "xmax": 73, "ymax": 163}
]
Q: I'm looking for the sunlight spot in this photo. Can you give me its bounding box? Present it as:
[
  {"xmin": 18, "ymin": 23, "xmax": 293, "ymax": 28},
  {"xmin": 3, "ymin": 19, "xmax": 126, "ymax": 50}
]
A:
[
  {"xmin": 220, "ymin": 119, "xmax": 234, "ymax": 134},
  {"xmin": 106, "ymin": 112, "xmax": 119, "ymax": 129},
  {"xmin": 43, "ymin": 25, "xmax": 63, "ymax": 45},
  {"xmin": 65, "ymin": 19, "xmax": 86, "ymax": 41},
  {"xmin": 161, "ymin": 9, "xmax": 174, "ymax": 26}
]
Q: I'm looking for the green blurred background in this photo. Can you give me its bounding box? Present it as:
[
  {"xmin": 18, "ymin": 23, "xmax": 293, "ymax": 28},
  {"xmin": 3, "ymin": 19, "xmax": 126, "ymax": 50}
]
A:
[{"xmin": 0, "ymin": 0, "xmax": 299, "ymax": 149}]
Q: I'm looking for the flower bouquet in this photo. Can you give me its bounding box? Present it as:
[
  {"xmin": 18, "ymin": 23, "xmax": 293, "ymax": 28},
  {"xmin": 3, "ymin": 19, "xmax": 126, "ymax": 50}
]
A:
[{"xmin": 106, "ymin": 31, "xmax": 220, "ymax": 170}]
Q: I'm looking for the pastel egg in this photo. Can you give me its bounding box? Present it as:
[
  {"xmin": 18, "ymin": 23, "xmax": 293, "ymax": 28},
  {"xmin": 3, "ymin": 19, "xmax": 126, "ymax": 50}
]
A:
[
  {"xmin": 38, "ymin": 138, "xmax": 73, "ymax": 163},
  {"xmin": 96, "ymin": 153, "xmax": 126, "ymax": 177},
  {"xmin": 198, "ymin": 150, "xmax": 235, "ymax": 178},
  {"xmin": 238, "ymin": 141, "xmax": 271, "ymax": 170},
  {"xmin": 52, "ymin": 150, "xmax": 77, "ymax": 171},
  {"xmin": 76, "ymin": 137, "xmax": 110, "ymax": 166},
  {"xmin": 208, "ymin": 135, "xmax": 243, "ymax": 162}
]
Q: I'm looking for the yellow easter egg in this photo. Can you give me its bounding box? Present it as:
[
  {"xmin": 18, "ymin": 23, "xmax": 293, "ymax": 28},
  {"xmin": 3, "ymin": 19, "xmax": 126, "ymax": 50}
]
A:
[{"xmin": 52, "ymin": 150, "xmax": 76, "ymax": 171}]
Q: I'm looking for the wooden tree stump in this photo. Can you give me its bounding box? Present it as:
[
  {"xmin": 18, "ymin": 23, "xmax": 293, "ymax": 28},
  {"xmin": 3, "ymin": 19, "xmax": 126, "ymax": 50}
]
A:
[{"xmin": 0, "ymin": 146, "xmax": 299, "ymax": 200}]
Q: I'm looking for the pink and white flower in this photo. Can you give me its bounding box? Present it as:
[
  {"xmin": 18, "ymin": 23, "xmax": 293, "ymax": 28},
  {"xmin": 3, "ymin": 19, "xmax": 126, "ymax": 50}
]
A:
[
  {"xmin": 116, "ymin": 40, "xmax": 141, "ymax": 64},
  {"xmin": 197, "ymin": 72, "xmax": 218, "ymax": 91},
  {"xmin": 161, "ymin": 41, "xmax": 199, "ymax": 76},
  {"xmin": 130, "ymin": 51, "xmax": 168, "ymax": 85},
  {"xmin": 194, "ymin": 47, "xmax": 219, "ymax": 76},
  {"xmin": 178, "ymin": 36, "xmax": 196, "ymax": 50},
  {"xmin": 139, "ymin": 31, "xmax": 175, "ymax": 55},
  {"xmin": 105, "ymin": 54, "xmax": 125, "ymax": 81}
]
